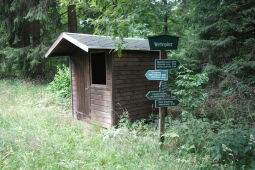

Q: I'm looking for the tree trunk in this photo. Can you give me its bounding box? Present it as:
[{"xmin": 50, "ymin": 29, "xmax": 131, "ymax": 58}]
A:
[
  {"xmin": 31, "ymin": 0, "xmax": 41, "ymax": 46},
  {"xmin": 21, "ymin": 21, "xmax": 30, "ymax": 47},
  {"xmin": 68, "ymin": 4, "xmax": 77, "ymax": 32},
  {"xmin": 30, "ymin": 20, "xmax": 41, "ymax": 46},
  {"xmin": 67, "ymin": 4, "xmax": 78, "ymax": 66},
  {"xmin": 163, "ymin": 0, "xmax": 168, "ymax": 34}
]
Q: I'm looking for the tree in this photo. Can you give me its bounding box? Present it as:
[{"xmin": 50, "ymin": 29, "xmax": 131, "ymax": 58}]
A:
[
  {"xmin": 0, "ymin": 0, "xmax": 63, "ymax": 78},
  {"xmin": 180, "ymin": 0, "xmax": 255, "ymax": 95},
  {"xmin": 86, "ymin": 0, "xmax": 180, "ymax": 38}
]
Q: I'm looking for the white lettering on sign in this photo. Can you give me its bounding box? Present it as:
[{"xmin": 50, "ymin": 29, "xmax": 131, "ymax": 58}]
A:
[
  {"xmin": 159, "ymin": 100, "xmax": 175, "ymax": 106},
  {"xmin": 154, "ymin": 42, "xmax": 173, "ymax": 47},
  {"xmin": 157, "ymin": 60, "xmax": 177, "ymax": 68},
  {"xmin": 148, "ymin": 72, "xmax": 167, "ymax": 79}
]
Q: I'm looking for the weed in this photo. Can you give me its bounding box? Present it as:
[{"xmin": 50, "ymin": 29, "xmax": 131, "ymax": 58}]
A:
[
  {"xmin": 0, "ymin": 79, "xmax": 202, "ymax": 169},
  {"xmin": 48, "ymin": 65, "xmax": 70, "ymax": 98}
]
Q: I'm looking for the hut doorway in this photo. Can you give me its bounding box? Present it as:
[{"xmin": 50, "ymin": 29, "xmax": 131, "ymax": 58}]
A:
[{"xmin": 70, "ymin": 51, "xmax": 91, "ymax": 119}]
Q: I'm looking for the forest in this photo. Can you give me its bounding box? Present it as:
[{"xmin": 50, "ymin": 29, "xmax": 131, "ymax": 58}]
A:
[{"xmin": 0, "ymin": 0, "xmax": 254, "ymax": 169}]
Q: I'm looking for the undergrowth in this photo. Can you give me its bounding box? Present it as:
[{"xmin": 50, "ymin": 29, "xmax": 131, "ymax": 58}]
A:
[
  {"xmin": 1, "ymin": 77, "xmax": 254, "ymax": 169},
  {"xmin": 0, "ymin": 79, "xmax": 203, "ymax": 169},
  {"xmin": 118, "ymin": 112, "xmax": 255, "ymax": 169},
  {"xmin": 48, "ymin": 65, "xmax": 71, "ymax": 98},
  {"xmin": 46, "ymin": 62, "xmax": 255, "ymax": 169}
]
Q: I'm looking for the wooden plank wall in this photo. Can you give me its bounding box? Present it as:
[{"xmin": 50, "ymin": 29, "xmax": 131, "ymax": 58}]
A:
[
  {"xmin": 89, "ymin": 50, "xmax": 112, "ymax": 128},
  {"xmin": 70, "ymin": 51, "xmax": 90, "ymax": 119},
  {"xmin": 70, "ymin": 49, "xmax": 157, "ymax": 128},
  {"xmin": 112, "ymin": 51, "xmax": 159, "ymax": 124}
]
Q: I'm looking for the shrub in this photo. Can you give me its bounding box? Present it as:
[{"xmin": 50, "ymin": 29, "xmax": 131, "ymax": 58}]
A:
[
  {"xmin": 172, "ymin": 65, "xmax": 209, "ymax": 119},
  {"xmin": 49, "ymin": 65, "xmax": 70, "ymax": 98},
  {"xmin": 164, "ymin": 117, "xmax": 255, "ymax": 169},
  {"xmin": 118, "ymin": 111, "xmax": 132, "ymax": 128}
]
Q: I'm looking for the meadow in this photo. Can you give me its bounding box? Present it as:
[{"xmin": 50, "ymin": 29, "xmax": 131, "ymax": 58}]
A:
[{"xmin": 0, "ymin": 79, "xmax": 204, "ymax": 170}]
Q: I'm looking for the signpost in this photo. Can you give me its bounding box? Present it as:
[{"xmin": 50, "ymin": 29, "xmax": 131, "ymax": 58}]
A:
[
  {"xmin": 155, "ymin": 99, "xmax": 179, "ymax": 108},
  {"xmin": 159, "ymin": 81, "xmax": 169, "ymax": 92},
  {"xmin": 146, "ymin": 34, "xmax": 180, "ymax": 145},
  {"xmin": 146, "ymin": 91, "xmax": 171, "ymax": 100},
  {"xmin": 155, "ymin": 59, "xmax": 180, "ymax": 70},
  {"xmin": 145, "ymin": 70, "xmax": 168, "ymax": 81},
  {"xmin": 148, "ymin": 35, "xmax": 179, "ymax": 50}
]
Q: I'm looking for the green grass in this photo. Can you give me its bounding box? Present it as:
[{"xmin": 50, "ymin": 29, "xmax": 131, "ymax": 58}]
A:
[{"xmin": 0, "ymin": 79, "xmax": 206, "ymax": 169}]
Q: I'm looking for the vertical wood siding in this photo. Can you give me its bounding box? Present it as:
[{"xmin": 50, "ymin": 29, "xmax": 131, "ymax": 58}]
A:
[
  {"xmin": 70, "ymin": 51, "xmax": 90, "ymax": 119},
  {"xmin": 70, "ymin": 50, "xmax": 113, "ymax": 128},
  {"xmin": 70, "ymin": 49, "xmax": 158, "ymax": 128},
  {"xmin": 89, "ymin": 50, "xmax": 112, "ymax": 128}
]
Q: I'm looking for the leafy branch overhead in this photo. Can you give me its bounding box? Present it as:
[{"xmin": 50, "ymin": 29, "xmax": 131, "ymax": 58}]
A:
[{"xmin": 0, "ymin": 0, "xmax": 254, "ymax": 169}]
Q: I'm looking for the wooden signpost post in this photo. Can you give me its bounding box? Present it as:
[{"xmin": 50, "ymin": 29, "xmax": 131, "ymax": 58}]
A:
[{"xmin": 147, "ymin": 35, "xmax": 180, "ymax": 144}]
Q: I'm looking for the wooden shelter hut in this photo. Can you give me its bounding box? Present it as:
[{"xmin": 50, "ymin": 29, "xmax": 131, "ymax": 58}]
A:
[{"xmin": 45, "ymin": 32, "xmax": 159, "ymax": 128}]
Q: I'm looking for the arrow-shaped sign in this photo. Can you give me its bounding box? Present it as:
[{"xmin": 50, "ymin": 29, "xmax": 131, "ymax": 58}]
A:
[
  {"xmin": 155, "ymin": 99, "xmax": 179, "ymax": 108},
  {"xmin": 159, "ymin": 81, "xmax": 169, "ymax": 91},
  {"xmin": 146, "ymin": 91, "xmax": 171, "ymax": 100},
  {"xmin": 155, "ymin": 59, "xmax": 180, "ymax": 70},
  {"xmin": 145, "ymin": 70, "xmax": 168, "ymax": 81}
]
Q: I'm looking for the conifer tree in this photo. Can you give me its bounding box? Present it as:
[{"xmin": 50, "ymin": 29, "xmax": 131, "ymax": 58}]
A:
[
  {"xmin": 0, "ymin": 0, "xmax": 62, "ymax": 78},
  {"xmin": 180, "ymin": 0, "xmax": 255, "ymax": 95}
]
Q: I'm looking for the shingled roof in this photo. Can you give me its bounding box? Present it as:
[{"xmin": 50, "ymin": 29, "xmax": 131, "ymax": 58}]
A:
[{"xmin": 45, "ymin": 32, "xmax": 151, "ymax": 57}]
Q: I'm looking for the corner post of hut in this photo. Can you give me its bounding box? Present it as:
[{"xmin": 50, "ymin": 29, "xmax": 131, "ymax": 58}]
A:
[{"xmin": 67, "ymin": 4, "xmax": 77, "ymax": 118}]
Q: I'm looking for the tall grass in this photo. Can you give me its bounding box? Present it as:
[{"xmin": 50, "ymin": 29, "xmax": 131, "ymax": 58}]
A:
[{"xmin": 0, "ymin": 79, "xmax": 203, "ymax": 169}]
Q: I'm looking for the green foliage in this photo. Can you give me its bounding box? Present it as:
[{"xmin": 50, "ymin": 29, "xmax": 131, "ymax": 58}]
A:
[
  {"xmin": 0, "ymin": 44, "xmax": 50, "ymax": 78},
  {"xmin": 118, "ymin": 110, "xmax": 132, "ymax": 128},
  {"xmin": 118, "ymin": 111, "xmax": 154, "ymax": 132},
  {"xmin": 0, "ymin": 47, "xmax": 28, "ymax": 77},
  {"xmin": 183, "ymin": 0, "xmax": 255, "ymax": 86},
  {"xmin": 113, "ymin": 107, "xmax": 255, "ymax": 169},
  {"xmin": 0, "ymin": 80, "xmax": 206, "ymax": 169},
  {"xmin": 165, "ymin": 117, "xmax": 255, "ymax": 169},
  {"xmin": 49, "ymin": 65, "xmax": 71, "ymax": 98},
  {"xmin": 0, "ymin": 0, "xmax": 254, "ymax": 169},
  {"xmin": 0, "ymin": 0, "xmax": 63, "ymax": 79},
  {"xmin": 87, "ymin": 0, "xmax": 180, "ymax": 37},
  {"xmin": 172, "ymin": 65, "xmax": 209, "ymax": 117}
]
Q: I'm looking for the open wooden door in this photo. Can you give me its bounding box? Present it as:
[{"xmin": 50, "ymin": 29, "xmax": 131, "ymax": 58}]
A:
[
  {"xmin": 70, "ymin": 51, "xmax": 90, "ymax": 119},
  {"xmin": 88, "ymin": 50, "xmax": 113, "ymax": 127}
]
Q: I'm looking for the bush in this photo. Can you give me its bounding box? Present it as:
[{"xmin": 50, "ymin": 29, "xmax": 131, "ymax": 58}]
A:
[
  {"xmin": 172, "ymin": 65, "xmax": 209, "ymax": 119},
  {"xmin": 164, "ymin": 117, "xmax": 255, "ymax": 169},
  {"xmin": 49, "ymin": 65, "xmax": 70, "ymax": 98}
]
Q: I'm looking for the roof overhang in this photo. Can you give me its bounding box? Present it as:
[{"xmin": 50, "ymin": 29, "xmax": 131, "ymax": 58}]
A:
[
  {"xmin": 45, "ymin": 32, "xmax": 89, "ymax": 58},
  {"xmin": 45, "ymin": 32, "xmax": 155, "ymax": 58}
]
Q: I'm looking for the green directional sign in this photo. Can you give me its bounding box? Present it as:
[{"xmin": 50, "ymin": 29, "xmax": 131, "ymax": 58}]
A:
[
  {"xmin": 148, "ymin": 35, "xmax": 179, "ymax": 50},
  {"xmin": 159, "ymin": 81, "xmax": 169, "ymax": 91},
  {"xmin": 155, "ymin": 59, "xmax": 180, "ymax": 70},
  {"xmin": 146, "ymin": 91, "xmax": 171, "ymax": 100},
  {"xmin": 155, "ymin": 99, "xmax": 179, "ymax": 108},
  {"xmin": 145, "ymin": 70, "xmax": 168, "ymax": 81}
]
